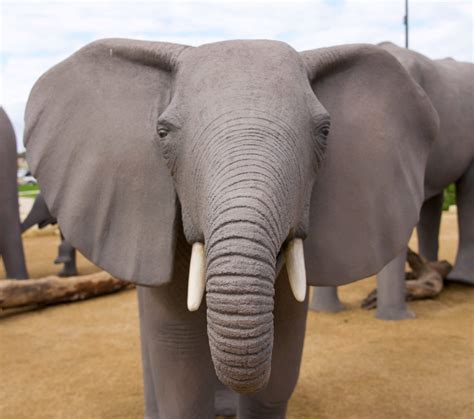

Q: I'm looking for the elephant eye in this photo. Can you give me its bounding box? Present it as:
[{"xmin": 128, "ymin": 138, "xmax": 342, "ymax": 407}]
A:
[
  {"xmin": 157, "ymin": 128, "xmax": 169, "ymax": 139},
  {"xmin": 320, "ymin": 125, "xmax": 330, "ymax": 137}
]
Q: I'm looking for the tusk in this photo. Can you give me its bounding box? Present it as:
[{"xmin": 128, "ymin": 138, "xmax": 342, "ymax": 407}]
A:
[
  {"xmin": 187, "ymin": 242, "xmax": 206, "ymax": 311},
  {"xmin": 284, "ymin": 239, "xmax": 307, "ymax": 302}
]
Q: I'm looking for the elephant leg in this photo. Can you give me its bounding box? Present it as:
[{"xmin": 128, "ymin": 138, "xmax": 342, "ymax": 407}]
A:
[
  {"xmin": 138, "ymin": 292, "xmax": 241, "ymax": 419},
  {"xmin": 20, "ymin": 192, "xmax": 56, "ymax": 233},
  {"xmin": 138, "ymin": 287, "xmax": 160, "ymax": 419},
  {"xmin": 55, "ymin": 232, "xmax": 78, "ymax": 277},
  {"xmin": 2, "ymin": 222, "xmax": 28, "ymax": 279},
  {"xmin": 376, "ymin": 247, "xmax": 415, "ymax": 320},
  {"xmin": 416, "ymin": 192, "xmax": 443, "ymax": 261},
  {"xmin": 58, "ymin": 251, "xmax": 77, "ymax": 276},
  {"xmin": 447, "ymin": 162, "xmax": 474, "ymax": 284},
  {"xmin": 309, "ymin": 286, "xmax": 345, "ymax": 312},
  {"xmin": 138, "ymin": 283, "xmax": 216, "ymax": 419},
  {"xmin": 214, "ymin": 378, "xmax": 238, "ymax": 417},
  {"xmin": 238, "ymin": 271, "xmax": 308, "ymax": 419},
  {"xmin": 57, "ymin": 243, "xmax": 78, "ymax": 277}
]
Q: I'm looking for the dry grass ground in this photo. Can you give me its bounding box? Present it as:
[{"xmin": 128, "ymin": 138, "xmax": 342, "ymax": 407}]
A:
[{"xmin": 0, "ymin": 213, "xmax": 473, "ymax": 418}]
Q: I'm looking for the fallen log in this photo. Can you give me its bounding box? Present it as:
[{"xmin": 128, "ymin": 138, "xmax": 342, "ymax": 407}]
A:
[
  {"xmin": 404, "ymin": 249, "xmax": 451, "ymax": 300},
  {"xmin": 361, "ymin": 248, "xmax": 452, "ymax": 309},
  {"xmin": 0, "ymin": 271, "xmax": 130, "ymax": 309}
]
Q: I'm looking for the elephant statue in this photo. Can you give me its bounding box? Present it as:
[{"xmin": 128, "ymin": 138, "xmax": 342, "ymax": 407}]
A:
[
  {"xmin": 24, "ymin": 39, "xmax": 438, "ymax": 418},
  {"xmin": 310, "ymin": 42, "xmax": 474, "ymax": 320},
  {"xmin": 21, "ymin": 192, "xmax": 78, "ymax": 277},
  {"xmin": 0, "ymin": 107, "xmax": 28, "ymax": 279}
]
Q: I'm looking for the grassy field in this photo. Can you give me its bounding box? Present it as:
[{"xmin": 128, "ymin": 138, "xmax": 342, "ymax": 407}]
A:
[{"xmin": 17, "ymin": 184, "xmax": 40, "ymax": 198}]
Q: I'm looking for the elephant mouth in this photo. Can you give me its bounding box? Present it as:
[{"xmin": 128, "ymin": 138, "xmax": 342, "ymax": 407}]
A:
[
  {"xmin": 275, "ymin": 247, "xmax": 286, "ymax": 277},
  {"xmin": 186, "ymin": 238, "xmax": 306, "ymax": 312}
]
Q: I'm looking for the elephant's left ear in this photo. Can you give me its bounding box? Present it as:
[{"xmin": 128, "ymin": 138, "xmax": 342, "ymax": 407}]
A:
[
  {"xmin": 301, "ymin": 45, "xmax": 439, "ymax": 286},
  {"xmin": 24, "ymin": 39, "xmax": 190, "ymax": 286}
]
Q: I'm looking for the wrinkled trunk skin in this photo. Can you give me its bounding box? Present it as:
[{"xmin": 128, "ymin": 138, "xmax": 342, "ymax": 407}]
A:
[
  {"xmin": 206, "ymin": 215, "xmax": 277, "ymax": 393},
  {"xmin": 200, "ymin": 114, "xmax": 296, "ymax": 393}
]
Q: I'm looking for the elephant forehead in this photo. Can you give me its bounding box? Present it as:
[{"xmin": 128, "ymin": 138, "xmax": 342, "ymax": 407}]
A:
[
  {"xmin": 174, "ymin": 40, "xmax": 310, "ymax": 110},
  {"xmin": 177, "ymin": 40, "xmax": 306, "ymax": 87}
]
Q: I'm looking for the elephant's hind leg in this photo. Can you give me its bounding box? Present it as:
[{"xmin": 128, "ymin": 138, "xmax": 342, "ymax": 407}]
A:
[
  {"xmin": 55, "ymin": 238, "xmax": 78, "ymax": 277},
  {"xmin": 55, "ymin": 232, "xmax": 78, "ymax": 277},
  {"xmin": 416, "ymin": 192, "xmax": 443, "ymax": 261},
  {"xmin": 447, "ymin": 162, "xmax": 474, "ymax": 284}
]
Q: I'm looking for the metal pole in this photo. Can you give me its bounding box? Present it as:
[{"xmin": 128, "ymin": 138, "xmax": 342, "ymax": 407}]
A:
[{"xmin": 404, "ymin": 0, "xmax": 409, "ymax": 48}]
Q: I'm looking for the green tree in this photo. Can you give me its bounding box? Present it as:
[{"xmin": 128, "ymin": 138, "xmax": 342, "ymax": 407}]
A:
[{"xmin": 443, "ymin": 184, "xmax": 456, "ymax": 210}]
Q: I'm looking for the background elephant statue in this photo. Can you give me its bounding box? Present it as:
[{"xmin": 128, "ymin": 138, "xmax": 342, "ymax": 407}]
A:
[
  {"xmin": 24, "ymin": 39, "xmax": 437, "ymax": 418},
  {"xmin": 21, "ymin": 192, "xmax": 78, "ymax": 277},
  {"xmin": 0, "ymin": 107, "xmax": 28, "ymax": 279},
  {"xmin": 310, "ymin": 42, "xmax": 474, "ymax": 320}
]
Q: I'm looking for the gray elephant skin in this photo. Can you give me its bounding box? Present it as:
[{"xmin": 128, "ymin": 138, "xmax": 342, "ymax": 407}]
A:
[
  {"xmin": 311, "ymin": 42, "xmax": 474, "ymax": 320},
  {"xmin": 0, "ymin": 107, "xmax": 28, "ymax": 279},
  {"xmin": 24, "ymin": 39, "xmax": 438, "ymax": 418},
  {"xmin": 21, "ymin": 192, "xmax": 78, "ymax": 277}
]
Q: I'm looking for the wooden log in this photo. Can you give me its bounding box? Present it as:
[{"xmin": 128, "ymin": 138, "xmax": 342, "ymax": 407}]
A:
[
  {"xmin": 404, "ymin": 248, "xmax": 451, "ymax": 300},
  {"xmin": 406, "ymin": 248, "xmax": 452, "ymax": 279},
  {"xmin": 0, "ymin": 271, "xmax": 130, "ymax": 309},
  {"xmin": 406, "ymin": 247, "xmax": 426, "ymax": 274},
  {"xmin": 362, "ymin": 248, "xmax": 452, "ymax": 309},
  {"xmin": 361, "ymin": 289, "xmax": 377, "ymax": 310}
]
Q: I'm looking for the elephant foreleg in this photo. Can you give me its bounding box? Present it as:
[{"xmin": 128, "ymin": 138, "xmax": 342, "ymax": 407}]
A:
[
  {"xmin": 376, "ymin": 247, "xmax": 415, "ymax": 320},
  {"xmin": 309, "ymin": 286, "xmax": 345, "ymax": 312},
  {"xmin": 416, "ymin": 192, "xmax": 443, "ymax": 261},
  {"xmin": 2, "ymin": 222, "xmax": 28, "ymax": 279},
  {"xmin": 238, "ymin": 270, "xmax": 309, "ymax": 419},
  {"xmin": 138, "ymin": 287, "xmax": 160, "ymax": 419},
  {"xmin": 447, "ymin": 162, "xmax": 474, "ymax": 284},
  {"xmin": 214, "ymin": 378, "xmax": 238, "ymax": 417},
  {"xmin": 138, "ymin": 283, "xmax": 216, "ymax": 419}
]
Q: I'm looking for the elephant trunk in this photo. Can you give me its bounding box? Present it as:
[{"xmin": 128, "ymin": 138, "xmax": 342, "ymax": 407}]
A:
[
  {"xmin": 202, "ymin": 146, "xmax": 290, "ymax": 391},
  {"xmin": 205, "ymin": 207, "xmax": 278, "ymax": 393}
]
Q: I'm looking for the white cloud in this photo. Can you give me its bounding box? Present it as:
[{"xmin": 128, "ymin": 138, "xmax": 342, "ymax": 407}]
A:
[{"xmin": 1, "ymin": 0, "xmax": 472, "ymax": 150}]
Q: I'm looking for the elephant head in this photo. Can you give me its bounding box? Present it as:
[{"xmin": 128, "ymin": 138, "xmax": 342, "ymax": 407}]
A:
[{"xmin": 24, "ymin": 39, "xmax": 437, "ymax": 392}]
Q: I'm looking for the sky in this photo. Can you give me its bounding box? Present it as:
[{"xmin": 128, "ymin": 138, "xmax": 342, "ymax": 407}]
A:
[{"xmin": 1, "ymin": 0, "xmax": 473, "ymax": 151}]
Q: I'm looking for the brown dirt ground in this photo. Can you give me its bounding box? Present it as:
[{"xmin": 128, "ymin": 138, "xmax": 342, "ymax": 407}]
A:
[{"xmin": 0, "ymin": 213, "xmax": 473, "ymax": 418}]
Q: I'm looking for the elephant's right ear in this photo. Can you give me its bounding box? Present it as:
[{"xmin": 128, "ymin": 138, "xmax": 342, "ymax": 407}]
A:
[
  {"xmin": 300, "ymin": 44, "xmax": 439, "ymax": 286},
  {"xmin": 25, "ymin": 39, "xmax": 190, "ymax": 286}
]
